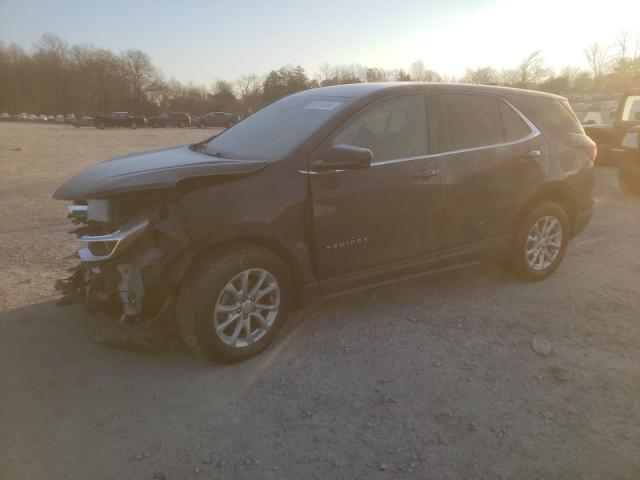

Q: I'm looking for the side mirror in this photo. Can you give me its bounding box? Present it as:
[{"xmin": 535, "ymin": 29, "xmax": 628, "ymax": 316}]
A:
[{"xmin": 313, "ymin": 144, "xmax": 373, "ymax": 172}]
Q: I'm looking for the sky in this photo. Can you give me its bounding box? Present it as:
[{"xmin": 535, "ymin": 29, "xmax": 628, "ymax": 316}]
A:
[{"xmin": 1, "ymin": 0, "xmax": 638, "ymax": 84}]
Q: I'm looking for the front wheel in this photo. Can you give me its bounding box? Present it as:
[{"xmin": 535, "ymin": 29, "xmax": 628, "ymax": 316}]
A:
[
  {"xmin": 509, "ymin": 202, "xmax": 569, "ymax": 281},
  {"xmin": 177, "ymin": 245, "xmax": 291, "ymax": 362}
]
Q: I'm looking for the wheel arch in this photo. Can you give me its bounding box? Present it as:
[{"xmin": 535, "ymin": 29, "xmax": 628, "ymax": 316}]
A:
[
  {"xmin": 517, "ymin": 184, "xmax": 577, "ymax": 236},
  {"xmin": 185, "ymin": 235, "xmax": 308, "ymax": 309}
]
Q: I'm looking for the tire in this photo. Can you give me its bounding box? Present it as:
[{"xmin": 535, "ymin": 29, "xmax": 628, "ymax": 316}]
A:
[
  {"xmin": 178, "ymin": 121, "xmax": 186, "ymax": 128},
  {"xmin": 74, "ymin": 124, "xmax": 79, "ymax": 128},
  {"xmin": 96, "ymin": 121, "xmax": 105, "ymax": 129},
  {"xmin": 509, "ymin": 201, "xmax": 569, "ymax": 282},
  {"xmin": 131, "ymin": 122, "xmax": 138, "ymax": 129},
  {"xmin": 199, "ymin": 123, "xmax": 205, "ymax": 129},
  {"xmin": 177, "ymin": 245, "xmax": 292, "ymax": 362}
]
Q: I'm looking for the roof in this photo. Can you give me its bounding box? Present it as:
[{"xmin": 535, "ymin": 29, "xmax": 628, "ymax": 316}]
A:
[{"xmin": 296, "ymin": 82, "xmax": 566, "ymax": 101}]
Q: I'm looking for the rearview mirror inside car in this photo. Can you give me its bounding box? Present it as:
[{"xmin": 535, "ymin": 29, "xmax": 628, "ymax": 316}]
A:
[{"xmin": 313, "ymin": 144, "xmax": 373, "ymax": 172}]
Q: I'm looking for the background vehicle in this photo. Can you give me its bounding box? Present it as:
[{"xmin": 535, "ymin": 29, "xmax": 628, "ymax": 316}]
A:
[
  {"xmin": 584, "ymin": 91, "xmax": 640, "ymax": 165},
  {"xmin": 73, "ymin": 116, "xmax": 94, "ymax": 128},
  {"xmin": 38, "ymin": 114, "xmax": 48, "ymax": 121},
  {"xmin": 54, "ymin": 84, "xmax": 595, "ymax": 362},
  {"xmin": 193, "ymin": 111, "xmax": 236, "ymax": 128},
  {"xmin": 55, "ymin": 114, "xmax": 65, "ymax": 123},
  {"xmin": 617, "ymin": 125, "xmax": 640, "ymax": 191},
  {"xmin": 94, "ymin": 112, "xmax": 146, "ymax": 129},
  {"xmin": 227, "ymin": 113, "xmax": 242, "ymax": 124},
  {"xmin": 147, "ymin": 112, "xmax": 191, "ymax": 128}
]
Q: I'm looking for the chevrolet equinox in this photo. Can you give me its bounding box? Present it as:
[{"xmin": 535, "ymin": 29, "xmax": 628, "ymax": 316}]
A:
[{"xmin": 54, "ymin": 83, "xmax": 596, "ymax": 361}]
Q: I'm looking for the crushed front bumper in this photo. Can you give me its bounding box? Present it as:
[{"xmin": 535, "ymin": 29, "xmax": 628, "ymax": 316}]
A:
[{"xmin": 56, "ymin": 206, "xmax": 189, "ymax": 327}]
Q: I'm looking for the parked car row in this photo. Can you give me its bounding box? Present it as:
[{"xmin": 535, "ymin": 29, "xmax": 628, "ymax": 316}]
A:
[
  {"xmin": 0, "ymin": 111, "xmax": 243, "ymax": 129},
  {"xmin": 0, "ymin": 112, "xmax": 77, "ymax": 123}
]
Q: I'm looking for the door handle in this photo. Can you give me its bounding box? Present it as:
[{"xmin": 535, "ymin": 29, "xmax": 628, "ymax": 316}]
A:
[
  {"xmin": 414, "ymin": 168, "xmax": 440, "ymax": 179},
  {"xmin": 522, "ymin": 149, "xmax": 541, "ymax": 160}
]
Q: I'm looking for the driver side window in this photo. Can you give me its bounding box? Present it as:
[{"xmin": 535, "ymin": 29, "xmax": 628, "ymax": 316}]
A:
[{"xmin": 332, "ymin": 94, "xmax": 428, "ymax": 163}]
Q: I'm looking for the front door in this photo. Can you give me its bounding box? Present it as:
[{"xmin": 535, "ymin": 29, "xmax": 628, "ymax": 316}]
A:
[{"xmin": 308, "ymin": 94, "xmax": 444, "ymax": 285}]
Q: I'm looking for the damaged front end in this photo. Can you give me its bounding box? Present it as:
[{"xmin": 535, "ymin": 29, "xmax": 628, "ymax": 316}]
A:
[{"xmin": 56, "ymin": 193, "xmax": 191, "ymax": 328}]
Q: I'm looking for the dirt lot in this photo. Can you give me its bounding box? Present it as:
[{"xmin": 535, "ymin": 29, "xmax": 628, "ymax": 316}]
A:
[{"xmin": 1, "ymin": 122, "xmax": 639, "ymax": 480}]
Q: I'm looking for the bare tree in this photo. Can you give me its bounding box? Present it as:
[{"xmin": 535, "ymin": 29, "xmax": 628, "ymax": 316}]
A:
[
  {"xmin": 584, "ymin": 43, "xmax": 611, "ymax": 82},
  {"xmin": 119, "ymin": 49, "xmax": 161, "ymax": 114},
  {"xmin": 410, "ymin": 60, "xmax": 441, "ymax": 82},
  {"xmin": 319, "ymin": 62, "xmax": 333, "ymax": 82},
  {"xmin": 516, "ymin": 51, "xmax": 551, "ymax": 87},
  {"xmin": 616, "ymin": 31, "xmax": 631, "ymax": 59},
  {"xmin": 410, "ymin": 60, "xmax": 426, "ymax": 81},
  {"xmin": 462, "ymin": 67, "xmax": 498, "ymax": 85}
]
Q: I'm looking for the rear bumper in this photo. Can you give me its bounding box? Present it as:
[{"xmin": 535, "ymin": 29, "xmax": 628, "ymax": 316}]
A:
[{"xmin": 572, "ymin": 208, "xmax": 593, "ymax": 238}]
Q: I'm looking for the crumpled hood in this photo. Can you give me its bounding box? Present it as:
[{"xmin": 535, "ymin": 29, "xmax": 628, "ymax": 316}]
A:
[{"xmin": 53, "ymin": 144, "xmax": 268, "ymax": 200}]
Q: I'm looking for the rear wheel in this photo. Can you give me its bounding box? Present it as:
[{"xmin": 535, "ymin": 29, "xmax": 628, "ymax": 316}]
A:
[
  {"xmin": 177, "ymin": 245, "xmax": 291, "ymax": 362},
  {"xmin": 96, "ymin": 121, "xmax": 105, "ymax": 129},
  {"xmin": 131, "ymin": 121, "xmax": 138, "ymax": 129},
  {"xmin": 509, "ymin": 202, "xmax": 569, "ymax": 281}
]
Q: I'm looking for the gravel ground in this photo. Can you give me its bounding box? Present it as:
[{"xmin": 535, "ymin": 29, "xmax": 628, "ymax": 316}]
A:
[{"xmin": 1, "ymin": 122, "xmax": 639, "ymax": 480}]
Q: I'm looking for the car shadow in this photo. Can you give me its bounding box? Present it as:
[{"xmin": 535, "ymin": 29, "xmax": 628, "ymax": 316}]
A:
[{"xmin": 0, "ymin": 261, "xmax": 509, "ymax": 368}]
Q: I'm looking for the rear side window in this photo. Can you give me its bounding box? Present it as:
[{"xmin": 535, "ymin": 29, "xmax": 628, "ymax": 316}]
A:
[
  {"xmin": 511, "ymin": 97, "xmax": 583, "ymax": 135},
  {"xmin": 499, "ymin": 101, "xmax": 531, "ymax": 142},
  {"xmin": 441, "ymin": 94, "xmax": 503, "ymax": 150}
]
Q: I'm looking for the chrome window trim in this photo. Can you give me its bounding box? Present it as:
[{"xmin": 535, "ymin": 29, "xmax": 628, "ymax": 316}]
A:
[{"xmin": 301, "ymin": 97, "xmax": 540, "ymax": 173}]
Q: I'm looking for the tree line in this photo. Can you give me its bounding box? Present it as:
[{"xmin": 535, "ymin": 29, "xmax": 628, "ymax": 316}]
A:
[{"xmin": 0, "ymin": 32, "xmax": 638, "ymax": 116}]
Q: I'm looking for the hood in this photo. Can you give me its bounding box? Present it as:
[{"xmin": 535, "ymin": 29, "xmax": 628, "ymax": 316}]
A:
[{"xmin": 53, "ymin": 144, "xmax": 268, "ymax": 200}]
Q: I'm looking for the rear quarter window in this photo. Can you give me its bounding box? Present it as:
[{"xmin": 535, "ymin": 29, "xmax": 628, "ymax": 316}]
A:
[{"xmin": 511, "ymin": 97, "xmax": 584, "ymax": 136}]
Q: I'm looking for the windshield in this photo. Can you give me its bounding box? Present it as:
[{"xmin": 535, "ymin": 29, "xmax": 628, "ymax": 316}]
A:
[{"xmin": 203, "ymin": 94, "xmax": 354, "ymax": 160}]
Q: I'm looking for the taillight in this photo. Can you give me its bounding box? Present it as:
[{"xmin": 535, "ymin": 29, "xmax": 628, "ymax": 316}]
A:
[{"xmin": 585, "ymin": 142, "xmax": 597, "ymax": 163}]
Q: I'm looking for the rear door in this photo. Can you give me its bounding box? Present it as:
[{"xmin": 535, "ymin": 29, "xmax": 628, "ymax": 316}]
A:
[
  {"xmin": 309, "ymin": 94, "xmax": 444, "ymax": 284},
  {"xmin": 436, "ymin": 93, "xmax": 546, "ymax": 256}
]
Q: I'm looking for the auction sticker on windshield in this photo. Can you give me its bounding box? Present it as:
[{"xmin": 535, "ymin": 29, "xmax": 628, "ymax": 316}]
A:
[{"xmin": 304, "ymin": 101, "xmax": 342, "ymax": 110}]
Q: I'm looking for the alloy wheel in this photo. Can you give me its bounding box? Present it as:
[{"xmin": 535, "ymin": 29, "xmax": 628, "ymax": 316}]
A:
[
  {"xmin": 213, "ymin": 268, "xmax": 280, "ymax": 348},
  {"xmin": 525, "ymin": 215, "xmax": 563, "ymax": 271}
]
